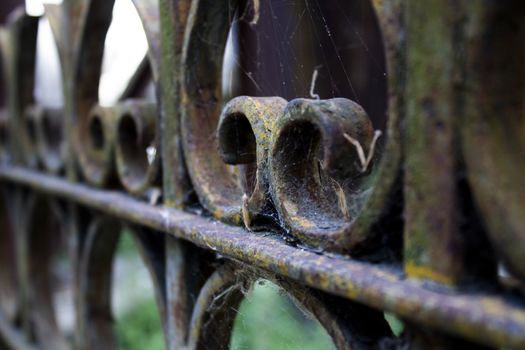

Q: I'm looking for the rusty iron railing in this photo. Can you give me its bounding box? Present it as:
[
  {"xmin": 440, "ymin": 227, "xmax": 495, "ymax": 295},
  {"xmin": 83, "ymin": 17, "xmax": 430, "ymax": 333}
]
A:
[{"xmin": 0, "ymin": 0, "xmax": 525, "ymax": 349}]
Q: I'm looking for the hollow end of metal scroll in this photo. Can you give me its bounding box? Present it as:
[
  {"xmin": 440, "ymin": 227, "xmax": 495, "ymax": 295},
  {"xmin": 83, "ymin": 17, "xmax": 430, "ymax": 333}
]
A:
[
  {"xmin": 217, "ymin": 96, "xmax": 288, "ymax": 230},
  {"xmin": 115, "ymin": 101, "xmax": 159, "ymax": 196},
  {"xmin": 78, "ymin": 104, "xmax": 116, "ymax": 187},
  {"xmin": 217, "ymin": 112, "xmax": 263, "ymax": 229},
  {"xmin": 270, "ymin": 98, "xmax": 377, "ymax": 251},
  {"xmin": 217, "ymin": 111, "xmax": 259, "ymax": 197},
  {"xmin": 218, "ymin": 113, "xmax": 257, "ymax": 165}
]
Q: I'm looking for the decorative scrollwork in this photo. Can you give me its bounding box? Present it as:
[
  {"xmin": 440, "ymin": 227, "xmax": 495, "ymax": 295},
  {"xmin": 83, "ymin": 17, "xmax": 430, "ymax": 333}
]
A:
[
  {"xmin": 78, "ymin": 217, "xmax": 166, "ymax": 349},
  {"xmin": 0, "ymin": 10, "xmax": 38, "ymax": 167},
  {"xmin": 181, "ymin": 0, "xmax": 242, "ymax": 223},
  {"xmin": 0, "ymin": 0, "xmax": 524, "ymax": 349},
  {"xmin": 217, "ymin": 95, "xmax": 287, "ymax": 230},
  {"xmin": 24, "ymin": 194, "xmax": 71, "ymax": 350},
  {"xmin": 187, "ymin": 264, "xmax": 395, "ymax": 349},
  {"xmin": 115, "ymin": 100, "xmax": 160, "ymax": 196},
  {"xmin": 268, "ymin": 97, "xmax": 379, "ymax": 251},
  {"xmin": 80, "ymin": 103, "xmax": 117, "ymax": 186}
]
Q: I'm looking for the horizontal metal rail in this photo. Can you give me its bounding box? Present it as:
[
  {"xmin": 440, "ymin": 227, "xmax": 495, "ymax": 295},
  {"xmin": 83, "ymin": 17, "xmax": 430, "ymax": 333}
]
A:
[{"xmin": 1, "ymin": 165, "xmax": 525, "ymax": 349}]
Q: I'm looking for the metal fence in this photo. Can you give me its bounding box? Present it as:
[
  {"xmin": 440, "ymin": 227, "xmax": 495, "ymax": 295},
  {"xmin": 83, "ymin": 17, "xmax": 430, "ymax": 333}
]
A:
[{"xmin": 0, "ymin": 0, "xmax": 525, "ymax": 349}]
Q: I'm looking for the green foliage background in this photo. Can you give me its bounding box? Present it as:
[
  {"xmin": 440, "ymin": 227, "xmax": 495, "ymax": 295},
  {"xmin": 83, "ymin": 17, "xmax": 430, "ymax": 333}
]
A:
[
  {"xmin": 115, "ymin": 280, "xmax": 336, "ymax": 350},
  {"xmin": 229, "ymin": 281, "xmax": 336, "ymax": 350},
  {"xmin": 113, "ymin": 234, "xmax": 403, "ymax": 350}
]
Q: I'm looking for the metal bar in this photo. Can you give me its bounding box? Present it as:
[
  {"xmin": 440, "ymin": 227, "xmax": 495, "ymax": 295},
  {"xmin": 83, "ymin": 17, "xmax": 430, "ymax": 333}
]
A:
[
  {"xmin": 404, "ymin": 0, "xmax": 463, "ymax": 285},
  {"xmin": 158, "ymin": 0, "xmax": 192, "ymax": 208},
  {"xmin": 404, "ymin": 0, "xmax": 497, "ymax": 287},
  {"xmin": 1, "ymin": 165, "xmax": 525, "ymax": 349},
  {"xmin": 0, "ymin": 309, "xmax": 36, "ymax": 350}
]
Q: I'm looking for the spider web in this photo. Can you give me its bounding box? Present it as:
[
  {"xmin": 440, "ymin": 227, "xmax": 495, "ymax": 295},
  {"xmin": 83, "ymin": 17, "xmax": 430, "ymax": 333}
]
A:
[{"xmin": 224, "ymin": 0, "xmax": 387, "ymax": 131}]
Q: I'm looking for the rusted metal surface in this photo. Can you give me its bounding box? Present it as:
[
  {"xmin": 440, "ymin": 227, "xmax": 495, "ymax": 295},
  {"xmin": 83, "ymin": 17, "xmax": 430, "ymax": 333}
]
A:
[
  {"xmin": 131, "ymin": 0, "xmax": 161, "ymax": 80},
  {"xmin": 0, "ymin": 0, "xmax": 524, "ymax": 349},
  {"xmin": 404, "ymin": 0, "xmax": 470, "ymax": 285},
  {"xmin": 71, "ymin": 4, "xmax": 119, "ymax": 186},
  {"xmin": 1, "ymin": 167, "xmax": 525, "ymax": 348},
  {"xmin": 23, "ymin": 195, "xmax": 70, "ymax": 350},
  {"xmin": 0, "ymin": 9, "xmax": 38, "ymax": 166},
  {"xmin": 269, "ymin": 98, "xmax": 379, "ymax": 250},
  {"xmin": 79, "ymin": 103, "xmax": 117, "ymax": 186},
  {"xmin": 115, "ymin": 100, "xmax": 160, "ymax": 196},
  {"xmin": 187, "ymin": 264, "xmax": 393, "ymax": 350},
  {"xmin": 158, "ymin": 1, "xmax": 195, "ymax": 347},
  {"xmin": 217, "ymin": 95, "xmax": 286, "ymax": 230},
  {"xmin": 181, "ymin": 0, "xmax": 242, "ymax": 224},
  {"xmin": 78, "ymin": 216, "xmax": 121, "ymax": 350},
  {"xmin": 158, "ymin": 0, "xmax": 192, "ymax": 208},
  {"xmin": 461, "ymin": 1, "xmax": 525, "ymax": 282}
]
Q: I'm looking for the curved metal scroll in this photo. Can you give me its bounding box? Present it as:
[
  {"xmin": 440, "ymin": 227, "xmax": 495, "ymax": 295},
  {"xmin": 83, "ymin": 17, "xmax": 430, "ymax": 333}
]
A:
[
  {"xmin": 0, "ymin": 9, "xmax": 38, "ymax": 167},
  {"xmin": 187, "ymin": 264, "xmax": 394, "ymax": 349},
  {"xmin": 0, "ymin": 188, "xmax": 18, "ymax": 322},
  {"xmin": 24, "ymin": 195, "xmax": 71, "ymax": 350},
  {"xmin": 268, "ymin": 98, "xmax": 378, "ymax": 250},
  {"xmin": 204, "ymin": 0, "xmax": 403, "ymax": 253},
  {"xmin": 217, "ymin": 96, "xmax": 287, "ymax": 229},
  {"xmin": 78, "ymin": 217, "xmax": 167, "ymax": 349},
  {"xmin": 115, "ymin": 100, "xmax": 160, "ymax": 196},
  {"xmin": 181, "ymin": 0, "xmax": 243, "ymax": 224}
]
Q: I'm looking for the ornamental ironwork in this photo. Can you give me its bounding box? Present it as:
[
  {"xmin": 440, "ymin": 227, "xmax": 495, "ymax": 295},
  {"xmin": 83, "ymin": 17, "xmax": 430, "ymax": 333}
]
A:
[{"xmin": 0, "ymin": 0, "xmax": 524, "ymax": 349}]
